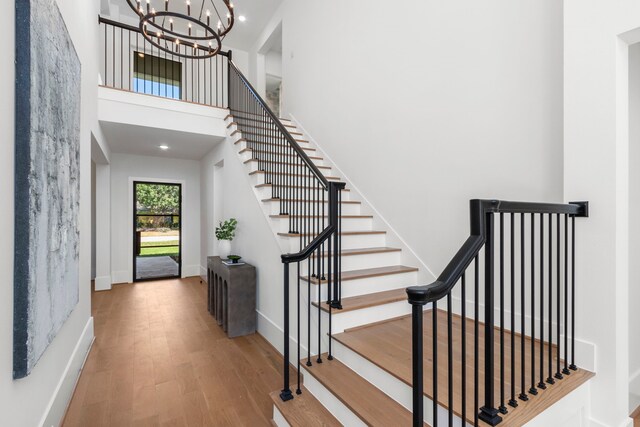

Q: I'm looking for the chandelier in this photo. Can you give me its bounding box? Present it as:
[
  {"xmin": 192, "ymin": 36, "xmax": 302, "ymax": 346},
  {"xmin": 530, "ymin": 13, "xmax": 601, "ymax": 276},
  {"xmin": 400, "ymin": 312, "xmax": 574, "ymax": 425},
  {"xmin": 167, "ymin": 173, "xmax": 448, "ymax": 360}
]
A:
[{"xmin": 125, "ymin": 0, "xmax": 235, "ymax": 59}]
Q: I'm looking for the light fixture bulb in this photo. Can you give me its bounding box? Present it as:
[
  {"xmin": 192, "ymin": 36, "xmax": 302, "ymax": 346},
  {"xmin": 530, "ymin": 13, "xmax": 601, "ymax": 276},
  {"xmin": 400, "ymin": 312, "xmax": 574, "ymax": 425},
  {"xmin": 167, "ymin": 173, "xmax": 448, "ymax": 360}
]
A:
[
  {"xmin": 206, "ymin": 10, "xmax": 210, "ymax": 16},
  {"xmin": 238, "ymin": 15, "xmax": 246, "ymax": 22},
  {"xmin": 159, "ymin": 145, "xmax": 169, "ymax": 150}
]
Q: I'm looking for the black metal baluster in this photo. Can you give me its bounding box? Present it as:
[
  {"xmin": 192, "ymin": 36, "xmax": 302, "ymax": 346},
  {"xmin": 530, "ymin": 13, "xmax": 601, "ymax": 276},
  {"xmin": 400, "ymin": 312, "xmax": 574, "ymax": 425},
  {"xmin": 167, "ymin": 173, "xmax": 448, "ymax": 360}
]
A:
[
  {"xmin": 547, "ymin": 213, "xmax": 554, "ymax": 385},
  {"xmin": 563, "ymin": 214, "xmax": 570, "ymax": 376},
  {"xmin": 474, "ymin": 255, "xmax": 480, "ymax": 427},
  {"xmin": 432, "ymin": 300, "xmax": 438, "ymax": 427},
  {"xmin": 555, "ymin": 213, "xmax": 563, "ymax": 380},
  {"xmin": 296, "ymin": 262, "xmax": 301, "ymax": 395},
  {"xmin": 538, "ymin": 214, "xmax": 546, "ymax": 390},
  {"xmin": 520, "ymin": 213, "xmax": 528, "ymax": 401},
  {"xmin": 112, "ymin": 25, "xmax": 115, "ymax": 87},
  {"xmin": 461, "ymin": 273, "xmax": 467, "ymax": 422},
  {"xmin": 570, "ymin": 216, "xmax": 577, "ymax": 371},
  {"xmin": 499, "ymin": 213, "xmax": 506, "ymax": 414},
  {"xmin": 509, "ymin": 213, "xmax": 518, "ymax": 408},
  {"xmin": 530, "ymin": 213, "xmax": 537, "ymax": 396},
  {"xmin": 316, "ymin": 181, "xmax": 322, "ymax": 364},
  {"xmin": 447, "ymin": 293, "xmax": 453, "ymax": 425}
]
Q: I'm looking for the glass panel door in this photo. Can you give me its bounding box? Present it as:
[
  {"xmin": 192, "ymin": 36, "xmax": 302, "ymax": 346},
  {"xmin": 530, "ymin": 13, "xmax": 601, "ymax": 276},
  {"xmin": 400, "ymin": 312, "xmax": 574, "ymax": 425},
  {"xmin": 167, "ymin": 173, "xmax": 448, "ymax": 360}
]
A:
[{"xmin": 133, "ymin": 181, "xmax": 181, "ymax": 281}]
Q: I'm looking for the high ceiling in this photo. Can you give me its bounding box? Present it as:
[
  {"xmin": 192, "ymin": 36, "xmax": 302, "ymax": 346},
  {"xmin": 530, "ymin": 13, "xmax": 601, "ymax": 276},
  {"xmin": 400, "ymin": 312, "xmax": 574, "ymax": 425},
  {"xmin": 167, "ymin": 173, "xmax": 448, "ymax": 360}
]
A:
[{"xmin": 107, "ymin": 0, "xmax": 282, "ymax": 51}]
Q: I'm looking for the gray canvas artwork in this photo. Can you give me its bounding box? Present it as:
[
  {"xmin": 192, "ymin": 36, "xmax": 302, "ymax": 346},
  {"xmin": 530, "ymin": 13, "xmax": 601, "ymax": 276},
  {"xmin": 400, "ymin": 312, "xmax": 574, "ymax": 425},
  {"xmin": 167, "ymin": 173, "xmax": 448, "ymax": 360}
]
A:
[{"xmin": 14, "ymin": 0, "xmax": 81, "ymax": 379}]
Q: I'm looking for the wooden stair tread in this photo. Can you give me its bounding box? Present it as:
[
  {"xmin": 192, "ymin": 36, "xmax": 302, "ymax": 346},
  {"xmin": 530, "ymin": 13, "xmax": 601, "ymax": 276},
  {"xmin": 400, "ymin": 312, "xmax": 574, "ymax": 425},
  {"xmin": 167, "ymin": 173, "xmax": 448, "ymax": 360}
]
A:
[
  {"xmin": 245, "ymin": 158, "xmax": 331, "ymax": 170},
  {"xmin": 257, "ymin": 184, "xmax": 350, "ymax": 191},
  {"xmin": 313, "ymin": 287, "xmax": 409, "ymax": 313},
  {"xmin": 234, "ymin": 138, "xmax": 316, "ymax": 152},
  {"xmin": 226, "ymin": 115, "xmax": 297, "ymax": 128},
  {"xmin": 270, "ymin": 214, "xmax": 368, "ymax": 219},
  {"xmin": 280, "ymin": 230, "xmax": 386, "ymax": 238},
  {"xmin": 249, "ymin": 170, "xmax": 341, "ymax": 181},
  {"xmin": 227, "ymin": 122, "xmax": 302, "ymax": 135},
  {"xmin": 270, "ymin": 386, "xmax": 340, "ymax": 427},
  {"xmin": 303, "ymin": 356, "xmax": 428, "ymax": 427},
  {"xmin": 239, "ymin": 147, "xmax": 323, "ymax": 160},
  {"xmin": 301, "ymin": 265, "xmax": 418, "ymax": 284},
  {"xmin": 262, "ymin": 198, "xmax": 360, "ymax": 204},
  {"xmin": 332, "ymin": 310, "xmax": 595, "ymax": 426},
  {"xmin": 233, "ymin": 129, "xmax": 309, "ymax": 143},
  {"xmin": 312, "ymin": 247, "xmax": 402, "ymax": 257}
]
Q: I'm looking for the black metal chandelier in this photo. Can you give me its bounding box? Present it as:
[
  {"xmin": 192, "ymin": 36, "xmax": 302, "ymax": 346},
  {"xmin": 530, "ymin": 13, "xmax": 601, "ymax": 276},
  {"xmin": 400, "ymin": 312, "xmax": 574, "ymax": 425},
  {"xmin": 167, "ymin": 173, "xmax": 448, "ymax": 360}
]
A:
[{"xmin": 125, "ymin": 0, "xmax": 235, "ymax": 59}]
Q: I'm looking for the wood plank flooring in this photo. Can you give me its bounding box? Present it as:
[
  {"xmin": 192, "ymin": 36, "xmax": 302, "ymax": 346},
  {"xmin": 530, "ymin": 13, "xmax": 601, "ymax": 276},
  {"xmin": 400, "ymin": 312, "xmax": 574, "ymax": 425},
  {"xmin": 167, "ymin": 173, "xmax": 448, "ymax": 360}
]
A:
[
  {"xmin": 333, "ymin": 310, "xmax": 594, "ymax": 427},
  {"xmin": 63, "ymin": 277, "xmax": 292, "ymax": 427}
]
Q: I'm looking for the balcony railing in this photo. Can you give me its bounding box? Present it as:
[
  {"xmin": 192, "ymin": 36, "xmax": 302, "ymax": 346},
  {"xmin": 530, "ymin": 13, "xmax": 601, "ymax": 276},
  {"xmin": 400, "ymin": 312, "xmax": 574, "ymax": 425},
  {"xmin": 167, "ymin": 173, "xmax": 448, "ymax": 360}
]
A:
[{"xmin": 99, "ymin": 16, "xmax": 229, "ymax": 108}]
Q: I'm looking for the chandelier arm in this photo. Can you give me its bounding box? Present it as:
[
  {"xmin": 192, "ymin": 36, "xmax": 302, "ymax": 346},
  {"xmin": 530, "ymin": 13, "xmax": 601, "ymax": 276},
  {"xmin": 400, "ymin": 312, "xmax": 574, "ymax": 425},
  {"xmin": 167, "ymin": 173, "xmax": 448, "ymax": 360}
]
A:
[
  {"xmin": 209, "ymin": 0, "xmax": 224, "ymax": 30},
  {"xmin": 198, "ymin": 0, "xmax": 206, "ymax": 21}
]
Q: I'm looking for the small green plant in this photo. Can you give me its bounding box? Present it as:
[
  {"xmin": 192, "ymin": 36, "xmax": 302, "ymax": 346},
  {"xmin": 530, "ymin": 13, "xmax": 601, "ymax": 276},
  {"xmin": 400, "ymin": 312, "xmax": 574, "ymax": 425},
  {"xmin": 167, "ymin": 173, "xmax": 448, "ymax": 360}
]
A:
[{"xmin": 215, "ymin": 218, "xmax": 237, "ymax": 241}]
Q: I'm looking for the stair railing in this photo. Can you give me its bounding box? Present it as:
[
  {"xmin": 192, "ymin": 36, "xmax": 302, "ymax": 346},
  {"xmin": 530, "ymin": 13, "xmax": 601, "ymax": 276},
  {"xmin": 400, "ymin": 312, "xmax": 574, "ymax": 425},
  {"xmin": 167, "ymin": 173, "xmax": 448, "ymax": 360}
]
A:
[
  {"xmin": 227, "ymin": 56, "xmax": 346, "ymax": 402},
  {"xmin": 406, "ymin": 200, "xmax": 588, "ymax": 426}
]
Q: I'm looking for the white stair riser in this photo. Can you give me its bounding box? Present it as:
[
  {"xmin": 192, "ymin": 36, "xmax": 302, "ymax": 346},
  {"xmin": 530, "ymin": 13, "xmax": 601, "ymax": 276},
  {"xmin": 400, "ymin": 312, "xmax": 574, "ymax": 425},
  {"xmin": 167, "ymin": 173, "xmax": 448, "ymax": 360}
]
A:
[
  {"xmin": 254, "ymin": 185, "xmax": 352, "ymax": 201},
  {"xmin": 236, "ymin": 139, "xmax": 316, "ymax": 156},
  {"xmin": 300, "ymin": 367, "xmax": 367, "ymax": 427},
  {"xmin": 238, "ymin": 149, "xmax": 327, "ymax": 167},
  {"xmin": 315, "ymin": 300, "xmax": 413, "ymax": 333},
  {"xmin": 244, "ymin": 159, "xmax": 332, "ymax": 175},
  {"xmin": 272, "ymin": 406, "xmax": 289, "ymax": 427},
  {"xmin": 300, "ymin": 251, "xmax": 401, "ymax": 275},
  {"xmin": 265, "ymin": 201, "xmax": 362, "ymax": 216},
  {"xmin": 271, "ymin": 217, "xmax": 373, "ymax": 233},
  {"xmin": 331, "ymin": 340, "xmax": 467, "ymax": 427},
  {"xmin": 309, "ymin": 271, "xmax": 419, "ymax": 300},
  {"xmin": 249, "ymin": 173, "xmax": 342, "ymax": 190},
  {"xmin": 281, "ymin": 232, "xmax": 384, "ymax": 251}
]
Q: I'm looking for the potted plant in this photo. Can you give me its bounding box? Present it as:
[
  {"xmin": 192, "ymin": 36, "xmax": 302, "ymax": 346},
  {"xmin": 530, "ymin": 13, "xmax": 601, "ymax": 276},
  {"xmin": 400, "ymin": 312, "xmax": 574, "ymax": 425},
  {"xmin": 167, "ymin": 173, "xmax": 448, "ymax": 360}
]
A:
[{"xmin": 215, "ymin": 218, "xmax": 237, "ymax": 258}]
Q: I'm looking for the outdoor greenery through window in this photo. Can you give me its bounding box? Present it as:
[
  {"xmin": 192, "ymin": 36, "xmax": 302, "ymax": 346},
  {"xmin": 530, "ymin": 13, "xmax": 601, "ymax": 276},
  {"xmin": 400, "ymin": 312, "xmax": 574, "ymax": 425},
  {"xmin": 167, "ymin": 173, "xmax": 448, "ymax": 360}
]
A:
[
  {"xmin": 133, "ymin": 51, "xmax": 182, "ymax": 99},
  {"xmin": 135, "ymin": 182, "xmax": 181, "ymax": 280}
]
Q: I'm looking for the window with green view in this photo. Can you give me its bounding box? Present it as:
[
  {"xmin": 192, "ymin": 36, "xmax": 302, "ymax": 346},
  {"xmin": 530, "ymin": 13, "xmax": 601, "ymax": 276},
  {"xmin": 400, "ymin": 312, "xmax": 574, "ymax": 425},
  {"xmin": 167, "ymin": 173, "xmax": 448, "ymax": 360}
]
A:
[{"xmin": 133, "ymin": 51, "xmax": 182, "ymax": 99}]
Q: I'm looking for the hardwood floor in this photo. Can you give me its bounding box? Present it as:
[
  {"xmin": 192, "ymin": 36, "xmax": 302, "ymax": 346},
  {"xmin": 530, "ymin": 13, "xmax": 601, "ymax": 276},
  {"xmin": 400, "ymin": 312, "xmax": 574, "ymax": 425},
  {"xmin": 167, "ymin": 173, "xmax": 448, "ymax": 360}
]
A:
[
  {"xmin": 63, "ymin": 277, "xmax": 291, "ymax": 427},
  {"xmin": 333, "ymin": 310, "xmax": 594, "ymax": 426}
]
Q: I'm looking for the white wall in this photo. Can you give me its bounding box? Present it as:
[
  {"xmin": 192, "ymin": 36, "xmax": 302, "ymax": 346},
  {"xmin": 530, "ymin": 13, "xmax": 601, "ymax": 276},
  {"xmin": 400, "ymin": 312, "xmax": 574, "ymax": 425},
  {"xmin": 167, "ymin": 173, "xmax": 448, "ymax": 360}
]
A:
[
  {"xmin": 564, "ymin": 1, "xmax": 640, "ymax": 425},
  {"xmin": 279, "ymin": 0, "xmax": 564, "ymax": 277},
  {"xmin": 0, "ymin": 0, "xmax": 99, "ymax": 425},
  {"xmin": 265, "ymin": 50, "xmax": 282, "ymax": 78},
  {"xmin": 200, "ymin": 140, "xmax": 286, "ymax": 348},
  {"xmin": 110, "ymin": 153, "xmax": 202, "ymax": 283},
  {"xmin": 630, "ymin": 42, "xmax": 640, "ymax": 404}
]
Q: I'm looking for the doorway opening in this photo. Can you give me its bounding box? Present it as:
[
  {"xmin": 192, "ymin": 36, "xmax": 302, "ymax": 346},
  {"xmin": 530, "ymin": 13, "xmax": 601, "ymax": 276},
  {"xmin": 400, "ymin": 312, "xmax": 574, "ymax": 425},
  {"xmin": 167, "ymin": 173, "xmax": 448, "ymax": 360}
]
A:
[{"xmin": 133, "ymin": 181, "xmax": 182, "ymax": 281}]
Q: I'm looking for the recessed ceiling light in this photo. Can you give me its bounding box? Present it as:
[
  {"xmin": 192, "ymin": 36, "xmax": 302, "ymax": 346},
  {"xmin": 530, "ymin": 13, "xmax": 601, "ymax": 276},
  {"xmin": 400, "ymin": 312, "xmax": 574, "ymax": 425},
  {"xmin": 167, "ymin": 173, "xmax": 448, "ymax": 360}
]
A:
[
  {"xmin": 159, "ymin": 145, "xmax": 169, "ymax": 150},
  {"xmin": 238, "ymin": 15, "xmax": 246, "ymax": 22}
]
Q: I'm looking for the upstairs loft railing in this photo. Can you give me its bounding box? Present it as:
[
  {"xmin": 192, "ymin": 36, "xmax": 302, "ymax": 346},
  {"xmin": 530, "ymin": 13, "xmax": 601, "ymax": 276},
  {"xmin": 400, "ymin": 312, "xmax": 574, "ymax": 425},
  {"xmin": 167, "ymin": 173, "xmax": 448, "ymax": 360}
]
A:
[
  {"xmin": 406, "ymin": 200, "xmax": 589, "ymax": 426},
  {"xmin": 99, "ymin": 17, "xmax": 229, "ymax": 108},
  {"xmin": 227, "ymin": 58, "xmax": 346, "ymax": 401}
]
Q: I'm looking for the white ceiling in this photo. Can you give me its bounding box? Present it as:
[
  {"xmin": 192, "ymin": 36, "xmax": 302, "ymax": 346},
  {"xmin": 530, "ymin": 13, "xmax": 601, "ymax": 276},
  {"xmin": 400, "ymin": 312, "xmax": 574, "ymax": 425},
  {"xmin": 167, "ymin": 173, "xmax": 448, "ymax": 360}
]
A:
[
  {"xmin": 110, "ymin": 0, "xmax": 282, "ymax": 52},
  {"xmin": 101, "ymin": 121, "xmax": 224, "ymax": 160}
]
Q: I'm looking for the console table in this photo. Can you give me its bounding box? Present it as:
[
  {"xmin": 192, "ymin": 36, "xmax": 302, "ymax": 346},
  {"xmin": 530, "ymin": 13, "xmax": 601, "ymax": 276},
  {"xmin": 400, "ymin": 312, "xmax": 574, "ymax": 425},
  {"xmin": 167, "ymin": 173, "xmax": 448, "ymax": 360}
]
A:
[{"xmin": 207, "ymin": 256, "xmax": 257, "ymax": 338}]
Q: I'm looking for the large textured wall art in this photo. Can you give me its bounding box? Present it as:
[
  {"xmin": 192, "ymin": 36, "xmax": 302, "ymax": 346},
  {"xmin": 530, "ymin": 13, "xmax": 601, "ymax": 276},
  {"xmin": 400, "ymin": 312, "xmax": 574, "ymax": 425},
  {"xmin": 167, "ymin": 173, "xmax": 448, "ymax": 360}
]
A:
[{"xmin": 14, "ymin": 0, "xmax": 81, "ymax": 379}]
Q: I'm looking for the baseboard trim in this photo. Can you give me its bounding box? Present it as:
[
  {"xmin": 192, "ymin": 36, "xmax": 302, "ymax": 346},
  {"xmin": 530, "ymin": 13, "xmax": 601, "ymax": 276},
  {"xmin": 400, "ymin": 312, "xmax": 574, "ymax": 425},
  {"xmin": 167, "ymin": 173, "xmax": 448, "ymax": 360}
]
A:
[
  {"xmin": 111, "ymin": 270, "xmax": 129, "ymax": 284},
  {"xmin": 40, "ymin": 316, "xmax": 95, "ymax": 427},
  {"xmin": 182, "ymin": 264, "xmax": 200, "ymax": 278},
  {"xmin": 94, "ymin": 275, "xmax": 111, "ymax": 291}
]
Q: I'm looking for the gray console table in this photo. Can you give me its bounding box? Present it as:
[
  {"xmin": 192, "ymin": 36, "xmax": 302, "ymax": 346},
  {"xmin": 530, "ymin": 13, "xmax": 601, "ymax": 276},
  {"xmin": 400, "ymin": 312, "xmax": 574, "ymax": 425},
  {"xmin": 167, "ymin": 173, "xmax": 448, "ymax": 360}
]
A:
[{"xmin": 207, "ymin": 256, "xmax": 257, "ymax": 338}]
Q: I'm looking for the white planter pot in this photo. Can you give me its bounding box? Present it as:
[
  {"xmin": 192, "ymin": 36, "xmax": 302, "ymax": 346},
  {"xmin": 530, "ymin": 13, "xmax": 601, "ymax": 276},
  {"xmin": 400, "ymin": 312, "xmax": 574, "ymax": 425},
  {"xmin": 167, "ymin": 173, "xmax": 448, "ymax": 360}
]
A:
[{"xmin": 218, "ymin": 240, "xmax": 231, "ymax": 258}]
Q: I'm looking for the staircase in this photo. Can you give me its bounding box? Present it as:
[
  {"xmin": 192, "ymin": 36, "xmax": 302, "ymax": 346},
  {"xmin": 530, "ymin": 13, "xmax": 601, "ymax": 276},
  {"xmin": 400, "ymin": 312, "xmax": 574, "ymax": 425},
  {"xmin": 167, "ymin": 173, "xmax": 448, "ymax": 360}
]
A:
[{"xmin": 224, "ymin": 60, "xmax": 594, "ymax": 427}]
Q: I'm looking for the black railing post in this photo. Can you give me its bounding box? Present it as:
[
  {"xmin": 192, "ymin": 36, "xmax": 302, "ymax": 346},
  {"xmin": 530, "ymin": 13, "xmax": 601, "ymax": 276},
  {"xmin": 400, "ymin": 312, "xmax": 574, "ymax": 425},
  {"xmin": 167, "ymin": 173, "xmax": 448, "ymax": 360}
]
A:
[
  {"xmin": 479, "ymin": 212, "xmax": 502, "ymax": 425},
  {"xmin": 328, "ymin": 182, "xmax": 345, "ymax": 309},
  {"xmin": 409, "ymin": 301, "xmax": 425, "ymax": 427},
  {"xmin": 280, "ymin": 262, "xmax": 293, "ymax": 402}
]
